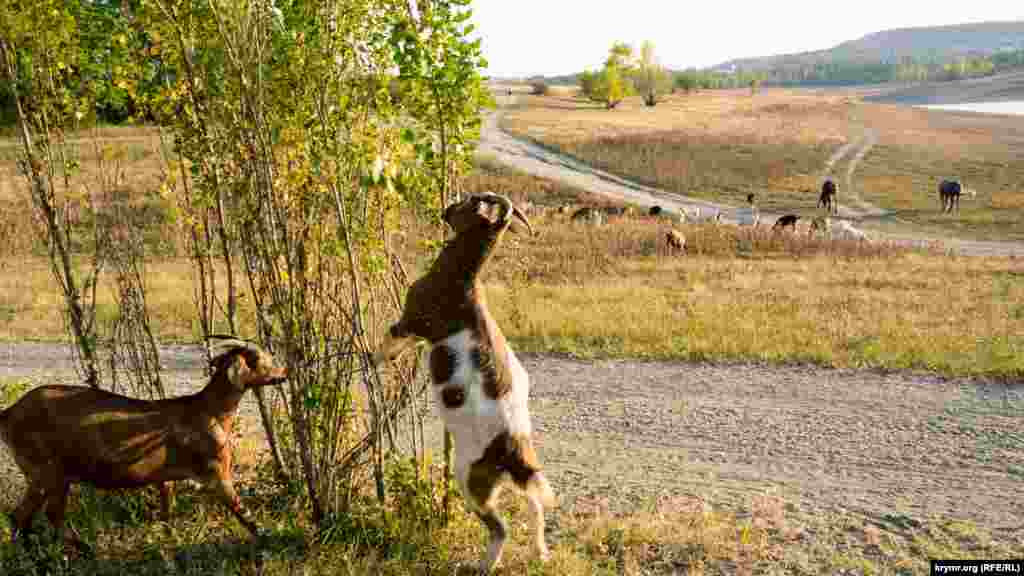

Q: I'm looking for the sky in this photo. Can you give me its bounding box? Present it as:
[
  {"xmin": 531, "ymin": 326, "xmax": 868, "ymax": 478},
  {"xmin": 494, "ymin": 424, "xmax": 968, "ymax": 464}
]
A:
[{"xmin": 469, "ymin": 1, "xmax": 1023, "ymax": 78}]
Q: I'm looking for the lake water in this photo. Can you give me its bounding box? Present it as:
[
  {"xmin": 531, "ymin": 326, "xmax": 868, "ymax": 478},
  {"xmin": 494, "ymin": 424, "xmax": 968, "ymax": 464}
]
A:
[{"xmin": 920, "ymin": 101, "xmax": 1024, "ymax": 116}]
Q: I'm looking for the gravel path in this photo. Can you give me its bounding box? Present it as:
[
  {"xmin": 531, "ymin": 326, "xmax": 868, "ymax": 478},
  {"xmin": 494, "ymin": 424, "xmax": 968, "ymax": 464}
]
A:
[{"xmin": 3, "ymin": 343, "xmax": 1023, "ymax": 538}]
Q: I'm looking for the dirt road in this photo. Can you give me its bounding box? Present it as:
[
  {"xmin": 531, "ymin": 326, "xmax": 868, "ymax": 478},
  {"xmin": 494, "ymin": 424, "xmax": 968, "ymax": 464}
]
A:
[{"xmin": 2, "ymin": 343, "xmax": 1022, "ymax": 539}]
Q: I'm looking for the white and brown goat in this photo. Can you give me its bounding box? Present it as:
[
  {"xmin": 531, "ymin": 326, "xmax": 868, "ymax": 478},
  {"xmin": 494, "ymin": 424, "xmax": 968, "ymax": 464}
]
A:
[
  {"xmin": 0, "ymin": 338, "xmax": 286, "ymax": 546},
  {"xmin": 373, "ymin": 192, "xmax": 555, "ymax": 572}
]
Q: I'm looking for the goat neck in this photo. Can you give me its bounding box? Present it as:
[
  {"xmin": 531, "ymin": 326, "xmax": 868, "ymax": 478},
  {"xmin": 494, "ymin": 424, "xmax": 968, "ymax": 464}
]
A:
[
  {"xmin": 192, "ymin": 348, "xmax": 262, "ymax": 420},
  {"xmin": 434, "ymin": 216, "xmax": 506, "ymax": 291}
]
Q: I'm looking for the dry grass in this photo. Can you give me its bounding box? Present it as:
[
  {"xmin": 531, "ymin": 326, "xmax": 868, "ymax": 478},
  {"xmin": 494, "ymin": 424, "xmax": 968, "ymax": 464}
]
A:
[
  {"xmin": 0, "ymin": 155, "xmax": 1020, "ymax": 378},
  {"xmin": 484, "ymin": 213, "xmax": 1023, "ymax": 378},
  {"xmin": 501, "ymin": 89, "xmax": 1024, "ymax": 241},
  {"xmin": 0, "ymin": 126, "xmax": 165, "ymax": 204},
  {"xmin": 2, "ymin": 455, "xmax": 1020, "ymax": 575}
]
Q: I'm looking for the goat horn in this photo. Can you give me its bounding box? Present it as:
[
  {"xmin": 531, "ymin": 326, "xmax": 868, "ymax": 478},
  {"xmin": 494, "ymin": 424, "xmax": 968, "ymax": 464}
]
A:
[
  {"xmin": 207, "ymin": 335, "xmax": 261, "ymax": 362},
  {"xmin": 511, "ymin": 204, "xmax": 534, "ymax": 236},
  {"xmin": 473, "ymin": 192, "xmax": 533, "ymax": 236}
]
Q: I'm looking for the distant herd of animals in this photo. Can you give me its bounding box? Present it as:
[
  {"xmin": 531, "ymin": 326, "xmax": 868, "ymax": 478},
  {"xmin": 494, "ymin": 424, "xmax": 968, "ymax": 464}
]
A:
[{"xmin": 531, "ymin": 177, "xmax": 974, "ymax": 252}]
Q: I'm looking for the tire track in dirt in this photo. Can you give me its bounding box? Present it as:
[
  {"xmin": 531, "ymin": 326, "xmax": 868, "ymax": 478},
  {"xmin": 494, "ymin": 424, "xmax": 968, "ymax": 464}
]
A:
[{"xmin": 837, "ymin": 129, "xmax": 887, "ymax": 219}]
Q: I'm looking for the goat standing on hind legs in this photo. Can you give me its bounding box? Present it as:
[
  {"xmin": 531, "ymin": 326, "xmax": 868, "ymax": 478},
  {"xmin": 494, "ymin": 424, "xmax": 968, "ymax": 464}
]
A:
[
  {"xmin": 373, "ymin": 192, "xmax": 556, "ymax": 573},
  {"xmin": 0, "ymin": 338, "xmax": 286, "ymax": 548}
]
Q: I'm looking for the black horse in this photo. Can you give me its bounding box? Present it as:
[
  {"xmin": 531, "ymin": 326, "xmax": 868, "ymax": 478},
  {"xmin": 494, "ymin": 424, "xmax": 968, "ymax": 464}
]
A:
[
  {"xmin": 939, "ymin": 180, "xmax": 962, "ymax": 213},
  {"xmin": 818, "ymin": 180, "xmax": 837, "ymax": 215}
]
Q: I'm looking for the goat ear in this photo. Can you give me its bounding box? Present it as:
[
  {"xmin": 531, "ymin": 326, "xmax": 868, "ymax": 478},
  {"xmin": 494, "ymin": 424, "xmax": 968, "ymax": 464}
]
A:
[{"xmin": 225, "ymin": 354, "xmax": 249, "ymax": 390}]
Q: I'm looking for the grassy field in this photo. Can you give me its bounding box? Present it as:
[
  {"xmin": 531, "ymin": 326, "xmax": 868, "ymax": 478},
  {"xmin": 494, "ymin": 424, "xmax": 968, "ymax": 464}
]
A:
[
  {"xmin": 500, "ymin": 89, "xmax": 1024, "ymax": 242},
  {"xmin": 0, "ymin": 144, "xmax": 1021, "ymax": 377},
  {"xmin": 1, "ymin": 108, "xmax": 1023, "ymax": 573}
]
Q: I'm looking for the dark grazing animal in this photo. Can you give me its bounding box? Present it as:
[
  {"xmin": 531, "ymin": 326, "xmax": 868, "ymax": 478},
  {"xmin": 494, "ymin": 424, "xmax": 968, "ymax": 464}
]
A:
[
  {"xmin": 571, "ymin": 206, "xmax": 607, "ymax": 225},
  {"xmin": 939, "ymin": 179, "xmax": 962, "ymax": 213},
  {"xmin": 818, "ymin": 180, "xmax": 838, "ymax": 214},
  {"xmin": 373, "ymin": 193, "xmax": 554, "ymax": 572},
  {"xmin": 0, "ymin": 339, "xmax": 287, "ymax": 546},
  {"xmin": 772, "ymin": 214, "xmax": 801, "ymax": 232}
]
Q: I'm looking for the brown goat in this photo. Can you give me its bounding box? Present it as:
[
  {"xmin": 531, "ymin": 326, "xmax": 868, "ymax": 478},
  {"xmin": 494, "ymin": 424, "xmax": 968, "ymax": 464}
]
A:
[
  {"xmin": 0, "ymin": 338, "xmax": 286, "ymax": 545},
  {"xmin": 665, "ymin": 229, "xmax": 686, "ymax": 252}
]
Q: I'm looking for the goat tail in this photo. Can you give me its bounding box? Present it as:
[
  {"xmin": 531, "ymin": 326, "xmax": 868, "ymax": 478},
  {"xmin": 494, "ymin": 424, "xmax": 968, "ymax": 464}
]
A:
[{"xmin": 526, "ymin": 471, "xmax": 557, "ymax": 509}]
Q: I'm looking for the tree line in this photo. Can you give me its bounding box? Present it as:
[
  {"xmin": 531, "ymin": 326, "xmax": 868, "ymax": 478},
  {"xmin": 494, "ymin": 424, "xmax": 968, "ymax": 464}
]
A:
[
  {"xmin": 528, "ymin": 43, "xmax": 1024, "ymax": 107},
  {"xmin": 760, "ymin": 50, "xmax": 1024, "ymax": 86}
]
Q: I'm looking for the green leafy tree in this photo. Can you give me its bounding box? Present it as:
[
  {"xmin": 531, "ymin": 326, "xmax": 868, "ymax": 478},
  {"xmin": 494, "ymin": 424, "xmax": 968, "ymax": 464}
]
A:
[
  {"xmin": 579, "ymin": 68, "xmax": 596, "ymax": 97},
  {"xmin": 390, "ymin": 0, "xmax": 494, "ymax": 210},
  {"xmin": 634, "ymin": 40, "xmax": 672, "ymax": 106},
  {"xmin": 675, "ymin": 69, "xmax": 698, "ymax": 93},
  {"xmin": 140, "ymin": 0, "xmax": 488, "ymax": 526},
  {"xmin": 587, "ymin": 42, "xmax": 636, "ymax": 109},
  {"xmin": 591, "ymin": 63, "xmax": 627, "ymax": 109},
  {"xmin": 606, "ymin": 41, "xmax": 635, "ymax": 70}
]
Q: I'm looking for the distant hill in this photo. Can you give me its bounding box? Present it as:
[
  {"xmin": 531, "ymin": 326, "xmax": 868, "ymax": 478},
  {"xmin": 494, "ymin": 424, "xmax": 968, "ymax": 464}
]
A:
[{"xmin": 715, "ymin": 21, "xmax": 1024, "ymax": 72}]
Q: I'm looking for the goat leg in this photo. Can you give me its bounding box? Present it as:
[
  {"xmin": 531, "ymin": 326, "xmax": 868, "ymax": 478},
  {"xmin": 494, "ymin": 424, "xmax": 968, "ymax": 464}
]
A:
[
  {"xmin": 527, "ymin": 488, "xmax": 550, "ymax": 561},
  {"xmin": 43, "ymin": 477, "xmax": 70, "ymax": 544},
  {"xmin": 10, "ymin": 486, "xmax": 46, "ymax": 542},
  {"xmin": 159, "ymin": 481, "xmax": 175, "ymax": 522},
  {"xmin": 475, "ymin": 507, "xmax": 508, "ymax": 573},
  {"xmin": 208, "ymin": 471, "xmax": 259, "ymax": 537}
]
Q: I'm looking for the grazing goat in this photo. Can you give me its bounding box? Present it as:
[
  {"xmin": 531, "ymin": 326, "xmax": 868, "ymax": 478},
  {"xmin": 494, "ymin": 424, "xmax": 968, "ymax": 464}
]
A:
[
  {"xmin": 818, "ymin": 180, "xmax": 838, "ymax": 215},
  {"xmin": 831, "ymin": 219, "xmax": 870, "ymax": 242},
  {"xmin": 772, "ymin": 214, "xmax": 800, "ymax": 232},
  {"xmin": 648, "ymin": 205, "xmax": 685, "ymax": 223},
  {"xmin": 692, "ymin": 208, "xmax": 722, "ymax": 224},
  {"xmin": 809, "ymin": 215, "xmax": 831, "ymax": 236},
  {"xmin": 665, "ymin": 229, "xmax": 686, "ymax": 253},
  {"xmin": 939, "ymin": 179, "xmax": 974, "ymax": 213},
  {"xmin": 373, "ymin": 193, "xmax": 555, "ymax": 573},
  {"xmin": 736, "ymin": 193, "xmax": 760, "ymax": 226},
  {"xmin": 0, "ymin": 338, "xmax": 286, "ymax": 546},
  {"xmin": 602, "ymin": 205, "xmax": 635, "ymax": 218},
  {"xmin": 571, "ymin": 206, "xmax": 607, "ymax": 226}
]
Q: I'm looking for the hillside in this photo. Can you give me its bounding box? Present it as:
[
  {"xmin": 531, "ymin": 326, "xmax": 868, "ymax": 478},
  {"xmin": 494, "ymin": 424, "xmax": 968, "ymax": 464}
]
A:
[{"xmin": 716, "ymin": 20, "xmax": 1024, "ymax": 72}]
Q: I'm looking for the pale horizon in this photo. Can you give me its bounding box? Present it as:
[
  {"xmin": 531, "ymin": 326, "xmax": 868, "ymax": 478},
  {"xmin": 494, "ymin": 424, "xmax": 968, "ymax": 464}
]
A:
[{"xmin": 470, "ymin": 1, "xmax": 1023, "ymax": 78}]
